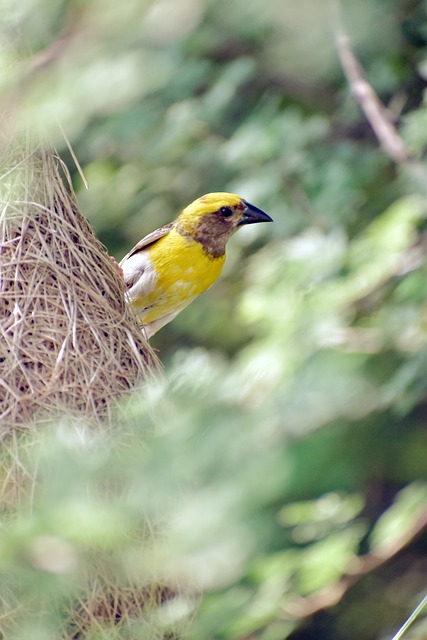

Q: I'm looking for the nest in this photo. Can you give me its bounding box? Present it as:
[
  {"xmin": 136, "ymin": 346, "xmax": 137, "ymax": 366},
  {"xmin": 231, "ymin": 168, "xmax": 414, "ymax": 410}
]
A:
[
  {"xmin": 64, "ymin": 575, "xmax": 186, "ymax": 640},
  {"xmin": 0, "ymin": 140, "xmax": 191, "ymax": 638},
  {"xmin": 0, "ymin": 141, "xmax": 158, "ymax": 430}
]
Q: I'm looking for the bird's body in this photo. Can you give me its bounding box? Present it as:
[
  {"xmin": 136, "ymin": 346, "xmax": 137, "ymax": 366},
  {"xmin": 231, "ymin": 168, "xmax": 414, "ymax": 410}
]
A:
[{"xmin": 120, "ymin": 193, "xmax": 272, "ymax": 338}]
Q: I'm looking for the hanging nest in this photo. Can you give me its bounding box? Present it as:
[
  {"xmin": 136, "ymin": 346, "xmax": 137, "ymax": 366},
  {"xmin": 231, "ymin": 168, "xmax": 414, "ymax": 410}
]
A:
[
  {"xmin": 64, "ymin": 572, "xmax": 191, "ymax": 640},
  {"xmin": 0, "ymin": 139, "xmax": 159, "ymax": 431},
  {"xmin": 0, "ymin": 140, "xmax": 193, "ymax": 638}
]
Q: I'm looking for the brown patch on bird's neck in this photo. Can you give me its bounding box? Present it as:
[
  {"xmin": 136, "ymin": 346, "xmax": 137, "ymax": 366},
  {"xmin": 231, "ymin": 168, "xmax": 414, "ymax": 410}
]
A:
[
  {"xmin": 194, "ymin": 225, "xmax": 228, "ymax": 258},
  {"xmin": 176, "ymin": 216, "xmax": 230, "ymax": 259}
]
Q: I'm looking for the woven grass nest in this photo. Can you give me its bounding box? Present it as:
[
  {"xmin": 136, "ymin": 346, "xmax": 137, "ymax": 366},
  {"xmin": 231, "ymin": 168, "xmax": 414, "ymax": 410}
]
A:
[
  {"xmin": 0, "ymin": 141, "xmax": 158, "ymax": 430},
  {"xmin": 0, "ymin": 141, "xmax": 190, "ymax": 638}
]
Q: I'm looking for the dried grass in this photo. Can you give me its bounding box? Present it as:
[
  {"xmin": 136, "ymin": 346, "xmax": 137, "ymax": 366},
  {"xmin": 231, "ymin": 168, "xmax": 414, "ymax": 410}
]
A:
[
  {"xmin": 64, "ymin": 573, "xmax": 188, "ymax": 640},
  {"xmin": 0, "ymin": 138, "xmax": 159, "ymax": 431},
  {"xmin": 0, "ymin": 137, "xmax": 191, "ymax": 639}
]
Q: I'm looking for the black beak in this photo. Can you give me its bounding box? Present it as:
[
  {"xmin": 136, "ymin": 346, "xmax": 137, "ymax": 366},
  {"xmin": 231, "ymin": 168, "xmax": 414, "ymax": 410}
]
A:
[{"xmin": 238, "ymin": 200, "xmax": 273, "ymax": 226}]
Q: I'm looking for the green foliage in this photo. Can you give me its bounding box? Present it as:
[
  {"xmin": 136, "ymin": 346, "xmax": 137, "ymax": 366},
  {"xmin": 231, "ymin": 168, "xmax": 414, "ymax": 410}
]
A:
[{"xmin": 2, "ymin": 0, "xmax": 427, "ymax": 638}]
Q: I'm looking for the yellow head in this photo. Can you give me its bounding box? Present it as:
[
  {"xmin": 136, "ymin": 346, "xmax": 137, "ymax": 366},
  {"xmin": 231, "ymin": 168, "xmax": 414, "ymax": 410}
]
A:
[{"xmin": 175, "ymin": 192, "xmax": 272, "ymax": 257}]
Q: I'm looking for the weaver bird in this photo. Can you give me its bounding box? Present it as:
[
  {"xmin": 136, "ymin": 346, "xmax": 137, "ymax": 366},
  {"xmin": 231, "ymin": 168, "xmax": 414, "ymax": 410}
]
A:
[{"xmin": 120, "ymin": 192, "xmax": 272, "ymax": 338}]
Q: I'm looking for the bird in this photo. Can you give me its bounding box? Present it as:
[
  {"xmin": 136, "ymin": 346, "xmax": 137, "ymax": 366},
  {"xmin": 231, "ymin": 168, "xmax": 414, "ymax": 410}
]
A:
[{"xmin": 119, "ymin": 192, "xmax": 272, "ymax": 338}]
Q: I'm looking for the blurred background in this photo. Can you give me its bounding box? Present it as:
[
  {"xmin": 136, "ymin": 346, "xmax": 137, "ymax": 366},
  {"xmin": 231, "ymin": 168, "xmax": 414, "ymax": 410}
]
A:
[{"xmin": 2, "ymin": 0, "xmax": 427, "ymax": 638}]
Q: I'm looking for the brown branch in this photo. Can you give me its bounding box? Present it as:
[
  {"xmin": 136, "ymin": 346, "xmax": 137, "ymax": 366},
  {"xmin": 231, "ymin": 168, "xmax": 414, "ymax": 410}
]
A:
[
  {"xmin": 333, "ymin": 5, "xmax": 427, "ymax": 191},
  {"xmin": 285, "ymin": 507, "xmax": 427, "ymax": 619},
  {"xmin": 335, "ymin": 29, "xmax": 410, "ymax": 164}
]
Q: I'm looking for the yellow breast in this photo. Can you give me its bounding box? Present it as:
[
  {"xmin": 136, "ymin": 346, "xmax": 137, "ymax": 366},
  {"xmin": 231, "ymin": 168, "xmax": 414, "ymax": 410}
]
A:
[{"xmin": 137, "ymin": 228, "xmax": 225, "ymax": 324}]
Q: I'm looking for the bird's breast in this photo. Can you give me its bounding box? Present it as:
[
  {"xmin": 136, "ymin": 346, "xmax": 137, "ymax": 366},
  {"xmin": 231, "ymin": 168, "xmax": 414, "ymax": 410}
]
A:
[
  {"xmin": 128, "ymin": 229, "xmax": 225, "ymax": 325},
  {"xmin": 150, "ymin": 230, "xmax": 225, "ymax": 295}
]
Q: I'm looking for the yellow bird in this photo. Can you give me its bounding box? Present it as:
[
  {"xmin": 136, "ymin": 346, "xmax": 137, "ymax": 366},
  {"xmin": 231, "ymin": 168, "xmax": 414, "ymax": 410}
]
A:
[{"xmin": 119, "ymin": 192, "xmax": 272, "ymax": 338}]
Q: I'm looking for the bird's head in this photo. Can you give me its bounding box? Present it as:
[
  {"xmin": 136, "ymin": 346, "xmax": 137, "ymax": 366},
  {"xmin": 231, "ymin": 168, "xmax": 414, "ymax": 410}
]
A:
[{"xmin": 176, "ymin": 192, "xmax": 272, "ymax": 257}]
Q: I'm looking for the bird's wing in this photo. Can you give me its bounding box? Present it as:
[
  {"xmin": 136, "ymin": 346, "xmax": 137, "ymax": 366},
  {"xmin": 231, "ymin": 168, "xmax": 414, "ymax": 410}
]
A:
[
  {"xmin": 119, "ymin": 222, "xmax": 174, "ymax": 264},
  {"xmin": 119, "ymin": 222, "xmax": 175, "ymax": 291}
]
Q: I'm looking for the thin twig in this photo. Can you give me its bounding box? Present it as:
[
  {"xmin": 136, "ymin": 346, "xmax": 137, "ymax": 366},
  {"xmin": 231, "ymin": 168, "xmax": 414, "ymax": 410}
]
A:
[
  {"xmin": 333, "ymin": 0, "xmax": 427, "ymax": 192},
  {"xmin": 390, "ymin": 592, "xmax": 427, "ymax": 640},
  {"xmin": 286, "ymin": 507, "xmax": 427, "ymax": 618},
  {"xmin": 57, "ymin": 121, "xmax": 89, "ymax": 189},
  {"xmin": 335, "ymin": 28, "xmax": 410, "ymax": 164}
]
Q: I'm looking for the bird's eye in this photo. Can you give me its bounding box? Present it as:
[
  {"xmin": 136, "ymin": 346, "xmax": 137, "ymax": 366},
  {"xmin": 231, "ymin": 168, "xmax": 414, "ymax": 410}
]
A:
[{"xmin": 219, "ymin": 206, "xmax": 233, "ymax": 218}]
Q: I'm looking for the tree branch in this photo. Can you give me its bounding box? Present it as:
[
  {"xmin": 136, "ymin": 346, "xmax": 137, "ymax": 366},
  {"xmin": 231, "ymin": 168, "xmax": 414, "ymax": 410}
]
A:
[
  {"xmin": 285, "ymin": 507, "xmax": 427, "ymax": 619},
  {"xmin": 333, "ymin": 4, "xmax": 427, "ymax": 192}
]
